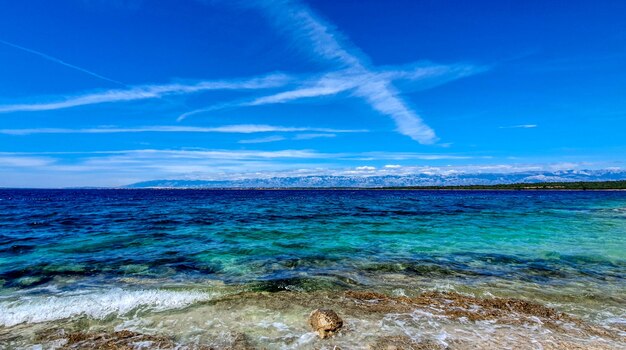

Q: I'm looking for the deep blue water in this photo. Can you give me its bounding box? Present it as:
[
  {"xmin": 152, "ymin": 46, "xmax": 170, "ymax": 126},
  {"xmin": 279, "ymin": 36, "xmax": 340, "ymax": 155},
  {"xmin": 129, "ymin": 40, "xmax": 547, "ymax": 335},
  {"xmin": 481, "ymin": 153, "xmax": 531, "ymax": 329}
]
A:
[{"xmin": 1, "ymin": 189, "xmax": 624, "ymax": 292}]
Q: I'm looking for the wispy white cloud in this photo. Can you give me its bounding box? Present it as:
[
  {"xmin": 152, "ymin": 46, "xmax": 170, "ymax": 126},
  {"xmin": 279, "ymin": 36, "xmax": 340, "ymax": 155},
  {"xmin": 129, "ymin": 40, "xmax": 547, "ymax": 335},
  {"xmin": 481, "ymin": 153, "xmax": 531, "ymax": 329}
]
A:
[
  {"xmin": 0, "ymin": 149, "xmax": 480, "ymax": 162},
  {"xmin": 1, "ymin": 148, "xmax": 618, "ymax": 188},
  {"xmin": 0, "ymin": 39, "xmax": 124, "ymax": 86},
  {"xmin": 0, "ymin": 148, "xmax": 486, "ymax": 187},
  {"xmin": 0, "ymin": 124, "xmax": 367, "ymax": 135},
  {"xmin": 86, "ymin": 148, "xmax": 327, "ymax": 160},
  {"xmin": 248, "ymin": 81, "xmax": 350, "ymax": 105},
  {"xmin": 252, "ymin": 65, "xmax": 477, "ymax": 104},
  {"xmin": 175, "ymin": 71, "xmax": 360, "ymax": 121},
  {"xmin": 355, "ymin": 78, "xmax": 437, "ymax": 144},
  {"xmin": 237, "ymin": 132, "xmax": 339, "ymax": 143},
  {"xmin": 250, "ymin": 0, "xmax": 365, "ymax": 68},
  {"xmin": 0, "ymin": 156, "xmax": 54, "ymax": 167},
  {"xmin": 358, "ymin": 151, "xmax": 477, "ymax": 161},
  {"xmin": 242, "ymin": 0, "xmax": 483, "ymax": 144},
  {"xmin": 0, "ymin": 74, "xmax": 290, "ymax": 113},
  {"xmin": 181, "ymin": 62, "xmax": 481, "ymax": 122},
  {"xmin": 238, "ymin": 135, "xmax": 286, "ymax": 144},
  {"xmin": 178, "ymin": 0, "xmax": 485, "ymax": 144},
  {"xmin": 292, "ymin": 133, "xmax": 336, "ymax": 140},
  {"xmin": 1, "ymin": 1, "xmax": 482, "ymax": 147},
  {"xmin": 499, "ymin": 124, "xmax": 538, "ymax": 129}
]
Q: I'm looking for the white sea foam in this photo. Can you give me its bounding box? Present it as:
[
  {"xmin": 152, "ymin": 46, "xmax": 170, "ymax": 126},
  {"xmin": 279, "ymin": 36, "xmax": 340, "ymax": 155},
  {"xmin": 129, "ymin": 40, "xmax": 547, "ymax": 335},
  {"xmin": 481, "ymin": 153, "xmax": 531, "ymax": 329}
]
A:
[{"xmin": 0, "ymin": 288, "xmax": 215, "ymax": 327}]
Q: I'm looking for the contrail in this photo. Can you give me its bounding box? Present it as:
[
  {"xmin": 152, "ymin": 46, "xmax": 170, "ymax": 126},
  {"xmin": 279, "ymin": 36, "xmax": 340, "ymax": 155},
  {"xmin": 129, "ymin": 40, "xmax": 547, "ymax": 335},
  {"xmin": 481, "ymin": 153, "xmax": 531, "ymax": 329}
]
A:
[{"xmin": 0, "ymin": 39, "xmax": 125, "ymax": 86}]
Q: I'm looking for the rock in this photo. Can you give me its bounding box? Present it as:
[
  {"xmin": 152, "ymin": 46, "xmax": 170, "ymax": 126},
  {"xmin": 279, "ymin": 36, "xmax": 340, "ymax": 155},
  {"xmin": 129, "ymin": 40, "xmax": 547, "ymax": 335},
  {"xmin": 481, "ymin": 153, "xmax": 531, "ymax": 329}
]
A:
[
  {"xmin": 60, "ymin": 330, "xmax": 175, "ymax": 349},
  {"xmin": 227, "ymin": 332, "xmax": 255, "ymax": 350},
  {"xmin": 309, "ymin": 308, "xmax": 343, "ymax": 338},
  {"xmin": 368, "ymin": 335, "xmax": 446, "ymax": 350}
]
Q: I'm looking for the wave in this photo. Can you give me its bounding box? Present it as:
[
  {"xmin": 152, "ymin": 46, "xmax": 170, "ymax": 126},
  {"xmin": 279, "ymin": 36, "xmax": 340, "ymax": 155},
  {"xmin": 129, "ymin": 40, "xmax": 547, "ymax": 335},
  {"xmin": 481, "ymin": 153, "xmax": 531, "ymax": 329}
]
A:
[{"xmin": 0, "ymin": 288, "xmax": 215, "ymax": 327}]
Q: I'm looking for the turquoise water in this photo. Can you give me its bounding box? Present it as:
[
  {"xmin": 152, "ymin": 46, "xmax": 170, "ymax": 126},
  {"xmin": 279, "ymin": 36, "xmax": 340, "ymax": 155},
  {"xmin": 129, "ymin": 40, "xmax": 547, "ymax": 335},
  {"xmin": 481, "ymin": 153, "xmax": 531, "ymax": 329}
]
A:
[{"xmin": 0, "ymin": 189, "xmax": 625, "ymax": 348}]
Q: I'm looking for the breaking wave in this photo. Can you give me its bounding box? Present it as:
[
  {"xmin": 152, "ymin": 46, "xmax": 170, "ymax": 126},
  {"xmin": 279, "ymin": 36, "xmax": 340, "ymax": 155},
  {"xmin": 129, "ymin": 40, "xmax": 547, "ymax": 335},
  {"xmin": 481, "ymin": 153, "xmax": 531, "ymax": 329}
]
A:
[{"xmin": 0, "ymin": 288, "xmax": 215, "ymax": 327}]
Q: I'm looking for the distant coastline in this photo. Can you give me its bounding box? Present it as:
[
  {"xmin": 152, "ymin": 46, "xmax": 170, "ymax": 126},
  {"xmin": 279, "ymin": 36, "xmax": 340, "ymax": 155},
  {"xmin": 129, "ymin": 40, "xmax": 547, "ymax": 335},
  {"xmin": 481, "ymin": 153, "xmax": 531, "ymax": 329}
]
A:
[
  {"xmin": 126, "ymin": 179, "xmax": 626, "ymax": 190},
  {"xmin": 97, "ymin": 179, "xmax": 626, "ymax": 190},
  {"xmin": 3, "ymin": 180, "xmax": 626, "ymax": 190},
  {"xmin": 375, "ymin": 179, "xmax": 626, "ymax": 190}
]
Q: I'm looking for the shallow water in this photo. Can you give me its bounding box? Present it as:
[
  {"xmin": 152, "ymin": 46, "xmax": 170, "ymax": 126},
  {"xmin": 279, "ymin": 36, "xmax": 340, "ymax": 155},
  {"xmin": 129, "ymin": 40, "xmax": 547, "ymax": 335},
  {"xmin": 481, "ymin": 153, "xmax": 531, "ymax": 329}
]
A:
[{"xmin": 0, "ymin": 189, "xmax": 624, "ymax": 349}]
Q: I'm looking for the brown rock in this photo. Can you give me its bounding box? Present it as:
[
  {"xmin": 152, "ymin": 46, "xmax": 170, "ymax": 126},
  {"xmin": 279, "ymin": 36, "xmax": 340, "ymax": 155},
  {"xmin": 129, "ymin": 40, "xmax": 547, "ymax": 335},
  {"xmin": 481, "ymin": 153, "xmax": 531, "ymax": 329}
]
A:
[
  {"xmin": 59, "ymin": 330, "xmax": 175, "ymax": 349},
  {"xmin": 309, "ymin": 308, "xmax": 343, "ymax": 338},
  {"xmin": 368, "ymin": 335, "xmax": 446, "ymax": 350},
  {"xmin": 227, "ymin": 332, "xmax": 255, "ymax": 350}
]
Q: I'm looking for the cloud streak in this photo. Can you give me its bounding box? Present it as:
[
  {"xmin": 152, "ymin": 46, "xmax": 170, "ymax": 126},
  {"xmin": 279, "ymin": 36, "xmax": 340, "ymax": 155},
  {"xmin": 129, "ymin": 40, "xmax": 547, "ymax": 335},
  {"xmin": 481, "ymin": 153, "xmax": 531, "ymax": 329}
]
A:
[
  {"xmin": 1, "ymin": 148, "xmax": 614, "ymax": 188},
  {"xmin": 292, "ymin": 133, "xmax": 336, "ymax": 140},
  {"xmin": 180, "ymin": 0, "xmax": 484, "ymax": 144},
  {"xmin": 244, "ymin": 0, "xmax": 466, "ymax": 144},
  {"xmin": 179, "ymin": 63, "xmax": 481, "ymax": 125},
  {"xmin": 0, "ymin": 74, "xmax": 290, "ymax": 113},
  {"xmin": 238, "ymin": 132, "xmax": 338, "ymax": 143},
  {"xmin": 0, "ymin": 1, "xmax": 483, "ymax": 147},
  {"xmin": 238, "ymin": 136, "xmax": 287, "ymax": 144},
  {"xmin": 0, "ymin": 149, "xmax": 480, "ymax": 162},
  {"xmin": 0, "ymin": 156, "xmax": 54, "ymax": 167},
  {"xmin": 0, "ymin": 124, "xmax": 366, "ymax": 135},
  {"xmin": 499, "ymin": 124, "xmax": 538, "ymax": 129},
  {"xmin": 0, "ymin": 39, "xmax": 124, "ymax": 86}
]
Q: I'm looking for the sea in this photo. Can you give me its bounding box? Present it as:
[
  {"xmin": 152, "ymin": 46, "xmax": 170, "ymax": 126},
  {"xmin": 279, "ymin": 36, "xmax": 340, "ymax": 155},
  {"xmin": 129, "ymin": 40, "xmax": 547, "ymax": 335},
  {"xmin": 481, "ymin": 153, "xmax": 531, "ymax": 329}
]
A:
[{"xmin": 0, "ymin": 189, "xmax": 624, "ymax": 349}]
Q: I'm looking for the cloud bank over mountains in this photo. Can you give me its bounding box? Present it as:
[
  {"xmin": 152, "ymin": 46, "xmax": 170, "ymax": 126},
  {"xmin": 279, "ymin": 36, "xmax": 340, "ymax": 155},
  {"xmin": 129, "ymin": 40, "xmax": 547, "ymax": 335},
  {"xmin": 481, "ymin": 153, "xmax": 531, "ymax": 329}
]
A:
[{"xmin": 127, "ymin": 169, "xmax": 626, "ymax": 188}]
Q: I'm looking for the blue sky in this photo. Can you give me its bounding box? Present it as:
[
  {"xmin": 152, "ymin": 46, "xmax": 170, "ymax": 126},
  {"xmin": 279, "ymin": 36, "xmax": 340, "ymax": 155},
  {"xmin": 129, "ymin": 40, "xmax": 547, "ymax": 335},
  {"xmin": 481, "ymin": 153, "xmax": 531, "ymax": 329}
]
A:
[{"xmin": 0, "ymin": 0, "xmax": 625, "ymax": 187}]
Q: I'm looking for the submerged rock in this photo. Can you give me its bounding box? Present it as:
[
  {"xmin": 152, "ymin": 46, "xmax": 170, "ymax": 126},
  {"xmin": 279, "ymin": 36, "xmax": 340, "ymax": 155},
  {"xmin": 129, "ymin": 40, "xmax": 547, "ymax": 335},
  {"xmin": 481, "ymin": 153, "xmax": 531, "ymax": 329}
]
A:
[
  {"xmin": 309, "ymin": 308, "xmax": 343, "ymax": 338},
  {"xmin": 368, "ymin": 335, "xmax": 446, "ymax": 350},
  {"xmin": 59, "ymin": 330, "xmax": 177, "ymax": 349},
  {"xmin": 227, "ymin": 332, "xmax": 255, "ymax": 350}
]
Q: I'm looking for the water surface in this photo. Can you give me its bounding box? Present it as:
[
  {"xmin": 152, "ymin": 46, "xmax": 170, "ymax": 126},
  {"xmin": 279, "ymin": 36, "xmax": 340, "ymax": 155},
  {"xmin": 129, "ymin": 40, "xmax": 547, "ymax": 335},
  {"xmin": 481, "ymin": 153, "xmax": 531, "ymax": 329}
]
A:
[{"xmin": 0, "ymin": 189, "xmax": 624, "ymax": 348}]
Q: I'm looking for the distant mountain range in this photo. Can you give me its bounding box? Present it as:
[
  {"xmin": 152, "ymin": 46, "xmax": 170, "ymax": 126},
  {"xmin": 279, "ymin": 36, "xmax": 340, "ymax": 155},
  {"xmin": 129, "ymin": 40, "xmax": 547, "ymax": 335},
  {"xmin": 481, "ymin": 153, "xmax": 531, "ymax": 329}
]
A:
[{"xmin": 126, "ymin": 169, "xmax": 626, "ymax": 188}]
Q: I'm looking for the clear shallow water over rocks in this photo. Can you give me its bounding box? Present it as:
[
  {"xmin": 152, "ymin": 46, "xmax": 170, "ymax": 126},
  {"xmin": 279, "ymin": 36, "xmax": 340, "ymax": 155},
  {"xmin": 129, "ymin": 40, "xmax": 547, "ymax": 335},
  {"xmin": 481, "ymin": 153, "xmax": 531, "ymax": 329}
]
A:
[{"xmin": 0, "ymin": 189, "xmax": 624, "ymax": 349}]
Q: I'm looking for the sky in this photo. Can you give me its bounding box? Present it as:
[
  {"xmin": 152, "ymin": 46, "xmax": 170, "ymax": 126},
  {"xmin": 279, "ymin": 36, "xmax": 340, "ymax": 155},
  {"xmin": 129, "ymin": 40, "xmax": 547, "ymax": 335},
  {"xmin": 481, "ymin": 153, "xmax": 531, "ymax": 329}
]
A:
[{"xmin": 0, "ymin": 0, "xmax": 625, "ymax": 187}]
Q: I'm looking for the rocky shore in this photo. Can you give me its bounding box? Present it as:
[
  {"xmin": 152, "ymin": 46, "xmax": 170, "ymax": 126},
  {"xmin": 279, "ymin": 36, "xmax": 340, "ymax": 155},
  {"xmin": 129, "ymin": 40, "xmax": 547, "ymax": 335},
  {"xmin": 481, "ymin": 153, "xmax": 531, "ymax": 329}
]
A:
[{"xmin": 20, "ymin": 289, "xmax": 624, "ymax": 350}]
